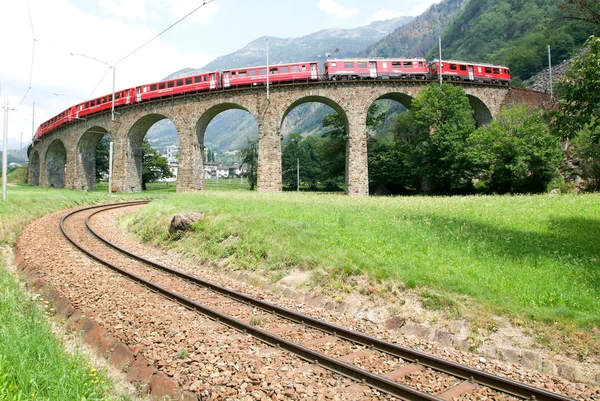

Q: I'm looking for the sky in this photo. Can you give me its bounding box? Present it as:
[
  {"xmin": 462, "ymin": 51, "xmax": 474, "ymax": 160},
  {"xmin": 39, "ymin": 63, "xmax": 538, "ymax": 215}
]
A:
[{"xmin": 0, "ymin": 0, "xmax": 441, "ymax": 148}]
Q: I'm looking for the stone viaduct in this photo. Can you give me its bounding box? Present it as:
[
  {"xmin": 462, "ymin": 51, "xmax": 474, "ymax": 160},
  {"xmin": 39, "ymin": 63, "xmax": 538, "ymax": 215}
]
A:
[{"xmin": 27, "ymin": 82, "xmax": 549, "ymax": 196}]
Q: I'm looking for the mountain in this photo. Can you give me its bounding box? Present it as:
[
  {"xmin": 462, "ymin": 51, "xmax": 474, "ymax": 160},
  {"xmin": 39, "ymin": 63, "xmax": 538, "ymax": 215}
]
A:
[
  {"xmin": 429, "ymin": 0, "xmax": 596, "ymax": 81},
  {"xmin": 154, "ymin": 16, "xmax": 416, "ymax": 154},
  {"xmin": 164, "ymin": 17, "xmax": 414, "ymax": 81},
  {"xmin": 362, "ymin": 0, "xmax": 468, "ymax": 58}
]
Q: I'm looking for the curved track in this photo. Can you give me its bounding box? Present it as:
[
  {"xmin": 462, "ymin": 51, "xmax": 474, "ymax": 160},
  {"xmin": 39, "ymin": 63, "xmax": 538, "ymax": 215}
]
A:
[{"xmin": 60, "ymin": 201, "xmax": 575, "ymax": 401}]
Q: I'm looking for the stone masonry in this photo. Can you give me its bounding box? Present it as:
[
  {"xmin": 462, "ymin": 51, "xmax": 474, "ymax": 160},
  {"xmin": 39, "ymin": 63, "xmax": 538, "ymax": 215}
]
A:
[{"xmin": 28, "ymin": 82, "xmax": 548, "ymax": 196}]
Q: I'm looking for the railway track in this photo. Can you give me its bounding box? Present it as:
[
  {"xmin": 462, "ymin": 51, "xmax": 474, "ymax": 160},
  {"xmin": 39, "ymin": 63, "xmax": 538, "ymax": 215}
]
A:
[{"xmin": 60, "ymin": 201, "xmax": 576, "ymax": 401}]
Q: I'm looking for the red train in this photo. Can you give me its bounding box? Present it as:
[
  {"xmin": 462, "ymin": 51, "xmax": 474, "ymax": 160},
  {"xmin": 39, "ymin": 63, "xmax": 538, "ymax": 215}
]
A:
[{"xmin": 34, "ymin": 58, "xmax": 510, "ymax": 139}]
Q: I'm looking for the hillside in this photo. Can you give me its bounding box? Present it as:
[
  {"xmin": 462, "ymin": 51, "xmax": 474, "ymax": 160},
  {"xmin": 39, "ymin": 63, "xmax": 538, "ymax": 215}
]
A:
[
  {"xmin": 362, "ymin": 0, "xmax": 468, "ymax": 58},
  {"xmin": 156, "ymin": 16, "xmax": 416, "ymax": 154},
  {"xmin": 430, "ymin": 0, "xmax": 596, "ymax": 81},
  {"xmin": 165, "ymin": 17, "xmax": 413, "ymax": 81}
]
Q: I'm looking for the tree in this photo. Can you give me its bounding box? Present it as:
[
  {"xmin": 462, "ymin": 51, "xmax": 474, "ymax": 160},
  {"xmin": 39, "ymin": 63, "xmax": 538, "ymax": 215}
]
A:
[
  {"xmin": 554, "ymin": 36, "xmax": 600, "ymax": 139},
  {"xmin": 468, "ymin": 105, "xmax": 562, "ymax": 194},
  {"xmin": 141, "ymin": 140, "xmax": 173, "ymax": 190},
  {"xmin": 281, "ymin": 133, "xmax": 322, "ymax": 190},
  {"xmin": 572, "ymin": 124, "xmax": 600, "ymax": 191},
  {"xmin": 400, "ymin": 83, "xmax": 477, "ymax": 194},
  {"xmin": 238, "ymin": 138, "xmax": 258, "ymax": 190},
  {"xmin": 561, "ymin": 0, "xmax": 600, "ymax": 27}
]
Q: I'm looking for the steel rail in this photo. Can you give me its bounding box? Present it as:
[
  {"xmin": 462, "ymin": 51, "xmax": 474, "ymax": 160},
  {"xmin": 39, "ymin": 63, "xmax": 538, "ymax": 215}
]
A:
[
  {"xmin": 83, "ymin": 202, "xmax": 574, "ymax": 401},
  {"xmin": 61, "ymin": 202, "xmax": 444, "ymax": 401}
]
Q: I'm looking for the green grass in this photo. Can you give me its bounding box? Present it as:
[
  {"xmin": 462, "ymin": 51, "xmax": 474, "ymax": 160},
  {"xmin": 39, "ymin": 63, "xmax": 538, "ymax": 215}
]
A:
[
  {"xmin": 125, "ymin": 191, "xmax": 600, "ymax": 330},
  {"xmin": 0, "ymin": 184, "xmax": 155, "ymax": 400}
]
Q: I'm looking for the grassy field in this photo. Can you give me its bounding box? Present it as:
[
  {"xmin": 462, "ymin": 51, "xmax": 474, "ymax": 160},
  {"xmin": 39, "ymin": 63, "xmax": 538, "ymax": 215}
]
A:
[
  {"xmin": 125, "ymin": 192, "xmax": 600, "ymax": 337},
  {"xmin": 0, "ymin": 176, "xmax": 154, "ymax": 400}
]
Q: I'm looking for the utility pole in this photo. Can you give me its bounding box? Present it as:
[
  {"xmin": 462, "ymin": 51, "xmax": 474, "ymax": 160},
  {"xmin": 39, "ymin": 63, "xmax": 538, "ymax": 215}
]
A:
[
  {"xmin": 2, "ymin": 101, "xmax": 8, "ymax": 201},
  {"xmin": 108, "ymin": 141, "xmax": 114, "ymax": 196},
  {"xmin": 548, "ymin": 45, "xmax": 553, "ymax": 99}
]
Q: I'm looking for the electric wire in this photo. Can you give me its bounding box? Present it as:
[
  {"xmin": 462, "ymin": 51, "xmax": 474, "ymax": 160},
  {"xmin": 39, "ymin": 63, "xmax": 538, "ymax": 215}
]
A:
[
  {"xmin": 113, "ymin": 0, "xmax": 215, "ymax": 66},
  {"xmin": 20, "ymin": 0, "xmax": 37, "ymax": 106}
]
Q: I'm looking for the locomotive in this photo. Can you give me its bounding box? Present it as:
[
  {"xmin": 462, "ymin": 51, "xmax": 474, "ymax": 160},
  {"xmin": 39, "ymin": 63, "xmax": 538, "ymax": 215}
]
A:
[{"xmin": 35, "ymin": 58, "xmax": 510, "ymax": 139}]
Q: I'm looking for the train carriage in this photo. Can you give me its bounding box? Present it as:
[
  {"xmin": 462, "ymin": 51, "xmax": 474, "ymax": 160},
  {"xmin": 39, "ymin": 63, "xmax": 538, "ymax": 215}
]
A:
[
  {"xmin": 429, "ymin": 60, "xmax": 511, "ymax": 85},
  {"xmin": 135, "ymin": 71, "xmax": 219, "ymax": 102},
  {"xmin": 324, "ymin": 58, "xmax": 429, "ymax": 80},
  {"xmin": 75, "ymin": 89, "xmax": 134, "ymax": 119},
  {"xmin": 222, "ymin": 62, "xmax": 319, "ymax": 89}
]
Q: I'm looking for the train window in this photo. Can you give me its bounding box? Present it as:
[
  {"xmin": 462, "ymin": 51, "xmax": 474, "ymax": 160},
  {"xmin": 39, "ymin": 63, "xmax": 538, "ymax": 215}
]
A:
[
  {"xmin": 493, "ymin": 68, "xmax": 500, "ymax": 74},
  {"xmin": 331, "ymin": 63, "xmax": 337, "ymax": 67},
  {"xmin": 301, "ymin": 65, "xmax": 306, "ymax": 71},
  {"xmin": 238, "ymin": 71, "xmax": 247, "ymax": 77},
  {"xmin": 478, "ymin": 67, "xmax": 482, "ymax": 73},
  {"xmin": 259, "ymin": 68, "xmax": 267, "ymax": 75},
  {"xmin": 450, "ymin": 64, "xmax": 457, "ymax": 70},
  {"xmin": 177, "ymin": 80, "xmax": 183, "ymax": 86},
  {"xmin": 85, "ymin": 102, "xmax": 89, "ymax": 108},
  {"xmin": 280, "ymin": 67, "xmax": 289, "ymax": 73},
  {"xmin": 203, "ymin": 76, "xmax": 208, "ymax": 81},
  {"xmin": 392, "ymin": 62, "xmax": 401, "ymax": 68},
  {"xmin": 291, "ymin": 66, "xmax": 299, "ymax": 73},
  {"xmin": 168, "ymin": 82, "xmax": 174, "ymax": 88},
  {"xmin": 186, "ymin": 78, "xmax": 192, "ymax": 85},
  {"xmin": 102, "ymin": 98, "xmax": 106, "ymax": 103},
  {"xmin": 485, "ymin": 67, "xmax": 492, "ymax": 74},
  {"xmin": 91, "ymin": 101, "xmax": 95, "ymax": 106},
  {"xmin": 150, "ymin": 84, "xmax": 157, "ymax": 91},
  {"xmin": 249, "ymin": 69, "xmax": 258, "ymax": 76},
  {"xmin": 419, "ymin": 62, "xmax": 424, "ymax": 67},
  {"xmin": 357, "ymin": 62, "xmax": 367, "ymax": 68},
  {"xmin": 116, "ymin": 93, "xmax": 120, "ymax": 100},
  {"xmin": 505, "ymin": 69, "xmax": 509, "ymax": 74},
  {"xmin": 344, "ymin": 62, "xmax": 354, "ymax": 68},
  {"xmin": 159, "ymin": 83, "xmax": 165, "ymax": 89},
  {"xmin": 270, "ymin": 67, "xmax": 278, "ymax": 74},
  {"xmin": 404, "ymin": 62, "xmax": 413, "ymax": 68},
  {"xmin": 194, "ymin": 77, "xmax": 201, "ymax": 83},
  {"xmin": 460, "ymin": 65, "xmax": 467, "ymax": 71}
]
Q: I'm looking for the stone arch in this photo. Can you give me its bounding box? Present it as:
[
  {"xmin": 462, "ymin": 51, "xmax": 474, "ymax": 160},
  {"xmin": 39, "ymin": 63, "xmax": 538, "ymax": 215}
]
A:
[
  {"xmin": 45, "ymin": 140, "xmax": 67, "ymax": 188},
  {"xmin": 369, "ymin": 92, "xmax": 415, "ymax": 112},
  {"xmin": 126, "ymin": 113, "xmax": 177, "ymax": 192},
  {"xmin": 29, "ymin": 150, "xmax": 40, "ymax": 186},
  {"xmin": 466, "ymin": 94, "xmax": 493, "ymax": 127},
  {"xmin": 77, "ymin": 126, "xmax": 109, "ymax": 191},
  {"xmin": 281, "ymin": 95, "xmax": 349, "ymax": 132},
  {"xmin": 196, "ymin": 103, "xmax": 257, "ymax": 148}
]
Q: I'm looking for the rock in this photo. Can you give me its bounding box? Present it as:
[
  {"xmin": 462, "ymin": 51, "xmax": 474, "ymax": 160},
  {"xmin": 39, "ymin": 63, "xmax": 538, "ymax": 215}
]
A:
[
  {"xmin": 385, "ymin": 315, "xmax": 406, "ymax": 330},
  {"xmin": 169, "ymin": 212, "xmax": 204, "ymax": 235}
]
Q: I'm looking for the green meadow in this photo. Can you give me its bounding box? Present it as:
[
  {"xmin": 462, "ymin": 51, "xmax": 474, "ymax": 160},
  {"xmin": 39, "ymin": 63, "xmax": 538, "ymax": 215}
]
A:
[
  {"xmin": 0, "ymin": 178, "xmax": 151, "ymax": 400},
  {"xmin": 127, "ymin": 191, "xmax": 600, "ymax": 332}
]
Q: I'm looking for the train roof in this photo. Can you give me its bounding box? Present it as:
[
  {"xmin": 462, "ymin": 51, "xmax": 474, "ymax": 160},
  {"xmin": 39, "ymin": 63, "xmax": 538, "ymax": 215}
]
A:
[
  {"xmin": 326, "ymin": 57, "xmax": 427, "ymax": 62},
  {"xmin": 222, "ymin": 61, "xmax": 319, "ymax": 71},
  {"xmin": 430, "ymin": 59, "xmax": 510, "ymax": 69}
]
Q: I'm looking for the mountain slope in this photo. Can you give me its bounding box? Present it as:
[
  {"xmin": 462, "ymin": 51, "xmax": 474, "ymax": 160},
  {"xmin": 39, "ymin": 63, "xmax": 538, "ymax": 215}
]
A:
[
  {"xmin": 164, "ymin": 17, "xmax": 413, "ymax": 81},
  {"xmin": 362, "ymin": 0, "xmax": 468, "ymax": 58},
  {"xmin": 430, "ymin": 0, "xmax": 596, "ymax": 81}
]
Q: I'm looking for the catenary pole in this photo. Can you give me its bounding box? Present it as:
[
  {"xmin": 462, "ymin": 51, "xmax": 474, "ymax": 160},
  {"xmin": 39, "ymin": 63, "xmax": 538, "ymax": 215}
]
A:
[
  {"xmin": 266, "ymin": 38, "xmax": 270, "ymax": 100},
  {"xmin": 548, "ymin": 45, "xmax": 553, "ymax": 99},
  {"xmin": 2, "ymin": 101, "xmax": 8, "ymax": 201},
  {"xmin": 111, "ymin": 66, "xmax": 116, "ymax": 120},
  {"xmin": 31, "ymin": 102, "xmax": 35, "ymax": 142},
  {"xmin": 439, "ymin": 37, "xmax": 443, "ymax": 86}
]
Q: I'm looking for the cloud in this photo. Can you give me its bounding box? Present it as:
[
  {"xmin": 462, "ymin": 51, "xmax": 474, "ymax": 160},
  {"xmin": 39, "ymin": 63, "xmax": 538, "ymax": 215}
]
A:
[
  {"xmin": 317, "ymin": 0, "xmax": 359, "ymax": 20},
  {"xmin": 368, "ymin": 9, "xmax": 406, "ymax": 23},
  {"xmin": 409, "ymin": 0, "xmax": 442, "ymax": 17},
  {"xmin": 0, "ymin": 0, "xmax": 215, "ymax": 142}
]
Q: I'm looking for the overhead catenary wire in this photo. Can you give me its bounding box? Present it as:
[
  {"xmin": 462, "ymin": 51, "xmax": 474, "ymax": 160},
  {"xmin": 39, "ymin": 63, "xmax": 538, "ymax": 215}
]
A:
[
  {"xmin": 113, "ymin": 0, "xmax": 215, "ymax": 66},
  {"xmin": 20, "ymin": 0, "xmax": 37, "ymax": 106}
]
